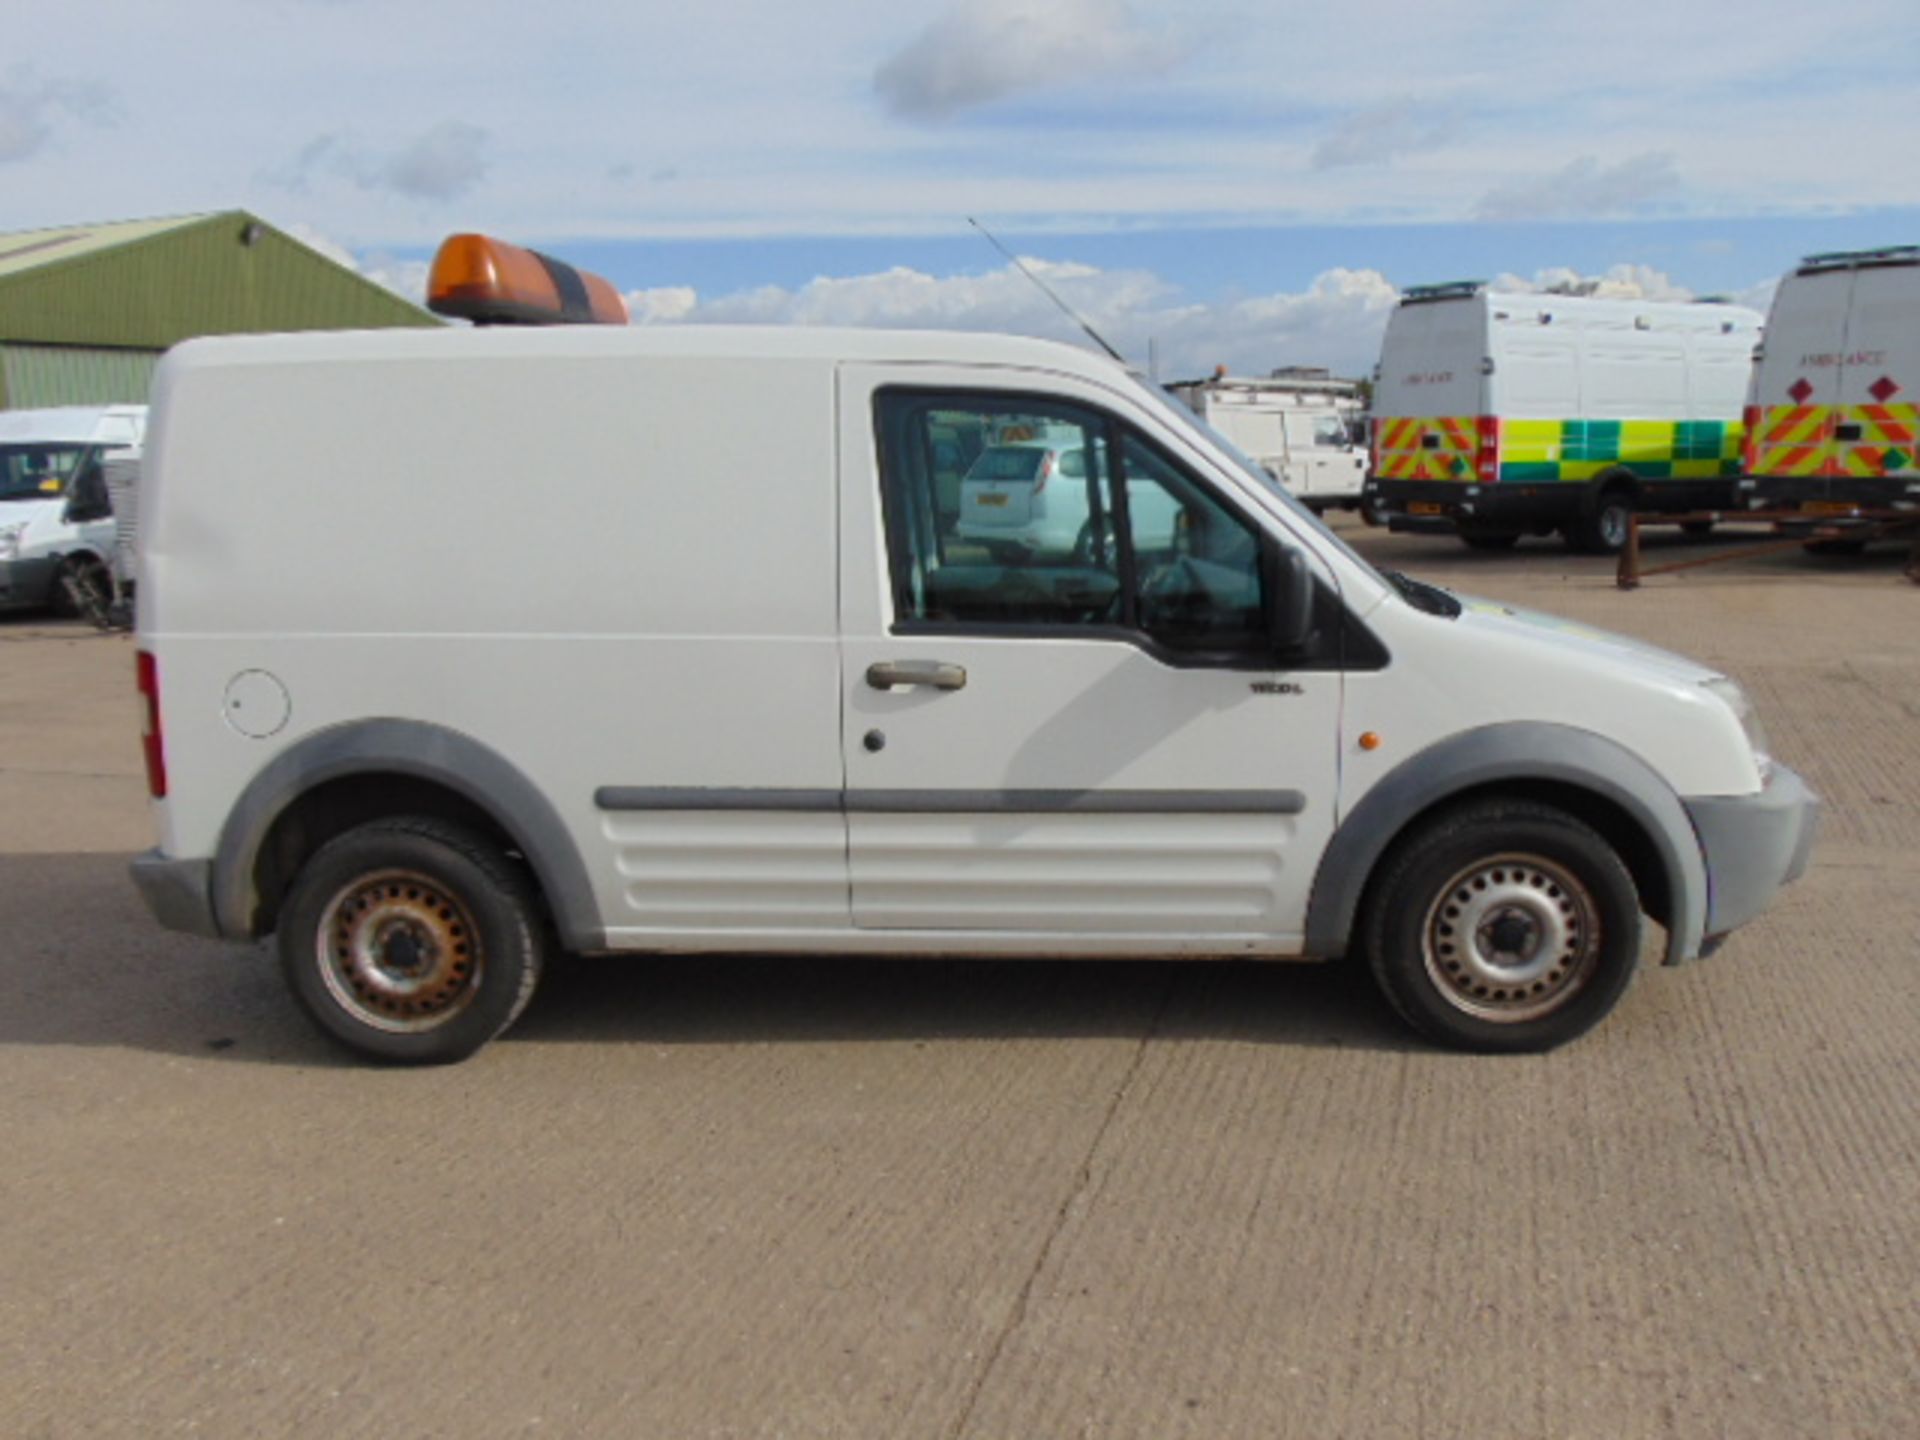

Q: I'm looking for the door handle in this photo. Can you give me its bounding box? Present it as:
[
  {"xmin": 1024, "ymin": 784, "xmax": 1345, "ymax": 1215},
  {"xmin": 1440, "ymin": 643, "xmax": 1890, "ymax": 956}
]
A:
[{"xmin": 866, "ymin": 660, "xmax": 967, "ymax": 691}]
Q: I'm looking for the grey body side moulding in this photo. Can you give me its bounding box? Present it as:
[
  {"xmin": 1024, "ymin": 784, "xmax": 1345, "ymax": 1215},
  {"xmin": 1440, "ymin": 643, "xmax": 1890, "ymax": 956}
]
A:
[
  {"xmin": 594, "ymin": 787, "xmax": 1308, "ymax": 815},
  {"xmin": 1304, "ymin": 722, "xmax": 1707, "ymax": 967}
]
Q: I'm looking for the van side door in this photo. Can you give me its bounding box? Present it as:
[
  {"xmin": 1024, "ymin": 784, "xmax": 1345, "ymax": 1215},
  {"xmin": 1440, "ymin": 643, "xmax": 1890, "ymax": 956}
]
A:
[
  {"xmin": 836, "ymin": 367, "xmax": 1347, "ymax": 950},
  {"xmin": 1832, "ymin": 265, "xmax": 1920, "ymax": 485}
]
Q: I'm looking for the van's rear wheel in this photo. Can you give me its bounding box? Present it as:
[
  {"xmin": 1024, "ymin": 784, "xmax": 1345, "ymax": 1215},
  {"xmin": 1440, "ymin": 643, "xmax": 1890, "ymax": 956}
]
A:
[
  {"xmin": 1362, "ymin": 800, "xmax": 1641, "ymax": 1052},
  {"xmin": 1565, "ymin": 488, "xmax": 1635, "ymax": 555},
  {"xmin": 277, "ymin": 817, "xmax": 546, "ymax": 1064}
]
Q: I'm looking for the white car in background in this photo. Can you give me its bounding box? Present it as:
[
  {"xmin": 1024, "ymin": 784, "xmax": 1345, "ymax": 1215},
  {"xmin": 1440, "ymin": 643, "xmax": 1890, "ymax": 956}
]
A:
[{"xmin": 955, "ymin": 443, "xmax": 1180, "ymax": 561}]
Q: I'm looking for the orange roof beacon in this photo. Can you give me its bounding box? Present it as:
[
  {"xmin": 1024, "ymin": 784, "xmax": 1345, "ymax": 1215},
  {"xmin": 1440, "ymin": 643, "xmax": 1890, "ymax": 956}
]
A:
[{"xmin": 427, "ymin": 233, "xmax": 629, "ymax": 326}]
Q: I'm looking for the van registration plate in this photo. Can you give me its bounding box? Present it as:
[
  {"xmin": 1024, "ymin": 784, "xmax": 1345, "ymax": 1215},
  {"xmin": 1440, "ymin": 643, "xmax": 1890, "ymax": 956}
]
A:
[
  {"xmin": 1409, "ymin": 502, "xmax": 1445, "ymax": 516},
  {"xmin": 1804, "ymin": 501, "xmax": 1855, "ymax": 515},
  {"xmin": 976, "ymin": 493, "xmax": 1009, "ymax": 508}
]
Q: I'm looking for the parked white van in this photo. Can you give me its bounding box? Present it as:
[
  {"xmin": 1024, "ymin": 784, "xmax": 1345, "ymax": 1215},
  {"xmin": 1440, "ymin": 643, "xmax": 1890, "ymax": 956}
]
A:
[
  {"xmin": 1364, "ymin": 284, "xmax": 1761, "ymax": 552},
  {"xmin": 1169, "ymin": 371, "xmax": 1368, "ymax": 514},
  {"xmin": 128, "ymin": 243, "xmax": 1816, "ymax": 1063},
  {"xmin": 1738, "ymin": 245, "xmax": 1920, "ymax": 527},
  {"xmin": 0, "ymin": 404, "xmax": 145, "ymax": 612}
]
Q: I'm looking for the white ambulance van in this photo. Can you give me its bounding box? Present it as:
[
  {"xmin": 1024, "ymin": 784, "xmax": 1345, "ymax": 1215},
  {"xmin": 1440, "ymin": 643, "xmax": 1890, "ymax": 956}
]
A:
[
  {"xmin": 1364, "ymin": 284, "xmax": 1762, "ymax": 553},
  {"xmin": 129, "ymin": 236, "xmax": 1817, "ymax": 1063},
  {"xmin": 1169, "ymin": 371, "xmax": 1368, "ymax": 514},
  {"xmin": 1739, "ymin": 245, "xmax": 1920, "ymax": 528},
  {"xmin": 0, "ymin": 404, "xmax": 145, "ymax": 612}
]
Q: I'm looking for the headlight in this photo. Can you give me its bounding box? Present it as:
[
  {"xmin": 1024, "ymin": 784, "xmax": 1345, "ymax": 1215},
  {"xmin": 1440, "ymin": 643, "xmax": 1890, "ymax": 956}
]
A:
[
  {"xmin": 1702, "ymin": 677, "xmax": 1773, "ymax": 781},
  {"xmin": 0, "ymin": 521, "xmax": 25, "ymax": 561}
]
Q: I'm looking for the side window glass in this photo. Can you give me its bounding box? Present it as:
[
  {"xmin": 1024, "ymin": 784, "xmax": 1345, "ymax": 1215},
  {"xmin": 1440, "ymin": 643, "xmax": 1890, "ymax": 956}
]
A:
[
  {"xmin": 1121, "ymin": 433, "xmax": 1268, "ymax": 650},
  {"xmin": 876, "ymin": 392, "xmax": 1121, "ymax": 627},
  {"xmin": 1312, "ymin": 414, "xmax": 1349, "ymax": 447}
]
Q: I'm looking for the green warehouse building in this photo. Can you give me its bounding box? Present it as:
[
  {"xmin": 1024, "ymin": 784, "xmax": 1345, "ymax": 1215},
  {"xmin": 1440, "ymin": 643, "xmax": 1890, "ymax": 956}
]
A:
[{"xmin": 0, "ymin": 210, "xmax": 437, "ymax": 410}]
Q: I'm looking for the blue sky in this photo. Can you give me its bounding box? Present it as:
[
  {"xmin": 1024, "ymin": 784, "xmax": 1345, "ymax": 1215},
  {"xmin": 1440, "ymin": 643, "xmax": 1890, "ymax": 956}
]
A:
[{"xmin": 5, "ymin": 0, "xmax": 1918, "ymax": 376}]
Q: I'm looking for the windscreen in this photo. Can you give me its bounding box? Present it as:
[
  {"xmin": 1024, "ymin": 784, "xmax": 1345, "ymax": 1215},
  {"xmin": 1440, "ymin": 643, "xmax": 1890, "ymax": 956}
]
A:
[{"xmin": 0, "ymin": 443, "xmax": 89, "ymax": 502}]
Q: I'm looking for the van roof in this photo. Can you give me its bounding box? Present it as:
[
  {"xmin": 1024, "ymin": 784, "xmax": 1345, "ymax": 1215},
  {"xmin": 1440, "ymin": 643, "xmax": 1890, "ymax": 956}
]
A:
[
  {"xmin": 0, "ymin": 404, "xmax": 147, "ymax": 444},
  {"xmin": 159, "ymin": 324, "xmax": 1132, "ymax": 385},
  {"xmin": 1795, "ymin": 245, "xmax": 1920, "ymax": 274}
]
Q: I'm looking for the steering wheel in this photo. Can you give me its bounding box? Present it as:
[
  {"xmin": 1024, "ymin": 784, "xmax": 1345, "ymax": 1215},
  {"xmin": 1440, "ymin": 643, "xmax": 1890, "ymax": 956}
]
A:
[{"xmin": 1137, "ymin": 556, "xmax": 1214, "ymax": 631}]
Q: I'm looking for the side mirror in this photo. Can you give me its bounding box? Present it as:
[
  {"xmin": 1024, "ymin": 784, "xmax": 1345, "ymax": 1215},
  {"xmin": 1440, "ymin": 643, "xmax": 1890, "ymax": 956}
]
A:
[{"xmin": 1262, "ymin": 537, "xmax": 1317, "ymax": 657}]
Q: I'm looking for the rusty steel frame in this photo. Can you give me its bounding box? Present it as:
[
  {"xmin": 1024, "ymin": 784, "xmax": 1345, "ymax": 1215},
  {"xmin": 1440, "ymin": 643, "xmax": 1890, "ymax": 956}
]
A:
[{"xmin": 1615, "ymin": 510, "xmax": 1920, "ymax": 590}]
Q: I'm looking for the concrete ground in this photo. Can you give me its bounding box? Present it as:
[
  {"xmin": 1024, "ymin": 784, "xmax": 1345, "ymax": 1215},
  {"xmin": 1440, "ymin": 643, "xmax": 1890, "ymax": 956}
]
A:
[{"xmin": 2, "ymin": 522, "xmax": 1916, "ymax": 1439}]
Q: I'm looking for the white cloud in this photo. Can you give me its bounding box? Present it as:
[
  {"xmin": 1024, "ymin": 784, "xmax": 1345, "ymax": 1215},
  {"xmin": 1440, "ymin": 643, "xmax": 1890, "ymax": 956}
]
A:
[
  {"xmin": 280, "ymin": 221, "xmax": 433, "ymax": 305},
  {"xmin": 1475, "ymin": 152, "xmax": 1682, "ymax": 222},
  {"xmin": 0, "ymin": 66, "xmax": 114, "ymax": 164},
  {"xmin": 874, "ymin": 0, "xmax": 1179, "ymax": 122},
  {"xmin": 627, "ymin": 257, "xmax": 1399, "ymax": 377},
  {"xmin": 1490, "ymin": 263, "xmax": 1697, "ymax": 302},
  {"xmin": 1483, "ymin": 262, "xmax": 1777, "ymax": 318},
  {"xmin": 1313, "ymin": 102, "xmax": 1458, "ymax": 170},
  {"xmin": 378, "ymin": 121, "xmax": 489, "ymax": 202},
  {"xmin": 270, "ymin": 122, "xmax": 490, "ymax": 204}
]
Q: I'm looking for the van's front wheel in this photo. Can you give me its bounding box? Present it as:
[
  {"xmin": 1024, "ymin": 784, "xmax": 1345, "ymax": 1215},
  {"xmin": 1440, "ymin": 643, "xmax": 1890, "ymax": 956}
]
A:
[
  {"xmin": 1362, "ymin": 801, "xmax": 1641, "ymax": 1052},
  {"xmin": 277, "ymin": 817, "xmax": 546, "ymax": 1064}
]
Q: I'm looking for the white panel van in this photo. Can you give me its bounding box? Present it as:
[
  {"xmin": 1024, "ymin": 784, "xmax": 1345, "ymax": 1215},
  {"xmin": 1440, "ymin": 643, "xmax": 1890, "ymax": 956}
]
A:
[
  {"xmin": 129, "ymin": 325, "xmax": 1816, "ymax": 1062},
  {"xmin": 0, "ymin": 405, "xmax": 145, "ymax": 612},
  {"xmin": 1168, "ymin": 373, "xmax": 1368, "ymax": 513},
  {"xmin": 1739, "ymin": 245, "xmax": 1920, "ymax": 528},
  {"xmin": 1364, "ymin": 285, "xmax": 1762, "ymax": 553}
]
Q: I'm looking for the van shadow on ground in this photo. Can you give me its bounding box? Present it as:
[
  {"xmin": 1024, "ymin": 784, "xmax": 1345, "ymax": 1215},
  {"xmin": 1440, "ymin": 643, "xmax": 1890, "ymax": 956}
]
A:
[{"xmin": 0, "ymin": 852, "xmax": 1414, "ymax": 1067}]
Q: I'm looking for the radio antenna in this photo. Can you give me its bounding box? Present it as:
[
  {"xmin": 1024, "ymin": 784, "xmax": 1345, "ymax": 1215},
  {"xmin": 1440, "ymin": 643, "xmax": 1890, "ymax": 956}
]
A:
[{"xmin": 968, "ymin": 217, "xmax": 1128, "ymax": 366}]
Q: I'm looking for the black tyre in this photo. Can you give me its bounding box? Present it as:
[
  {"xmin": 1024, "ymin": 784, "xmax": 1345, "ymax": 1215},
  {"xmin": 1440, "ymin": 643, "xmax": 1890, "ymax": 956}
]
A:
[
  {"xmin": 276, "ymin": 816, "xmax": 547, "ymax": 1064},
  {"xmin": 1680, "ymin": 519, "xmax": 1716, "ymax": 540},
  {"xmin": 1565, "ymin": 489, "xmax": 1634, "ymax": 555},
  {"xmin": 1459, "ymin": 528, "xmax": 1521, "ymax": 551},
  {"xmin": 50, "ymin": 553, "xmax": 111, "ymax": 620},
  {"xmin": 1803, "ymin": 537, "xmax": 1868, "ymax": 556},
  {"xmin": 1361, "ymin": 800, "xmax": 1642, "ymax": 1053}
]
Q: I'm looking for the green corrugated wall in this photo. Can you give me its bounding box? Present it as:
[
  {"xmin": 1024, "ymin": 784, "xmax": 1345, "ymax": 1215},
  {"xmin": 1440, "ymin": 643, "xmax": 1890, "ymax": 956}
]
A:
[
  {"xmin": 0, "ymin": 212, "xmax": 437, "ymax": 407},
  {"xmin": 0, "ymin": 344, "xmax": 158, "ymax": 409}
]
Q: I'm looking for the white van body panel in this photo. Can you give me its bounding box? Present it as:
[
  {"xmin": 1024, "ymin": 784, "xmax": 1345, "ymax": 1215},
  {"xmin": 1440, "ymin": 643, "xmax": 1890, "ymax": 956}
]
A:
[
  {"xmin": 142, "ymin": 340, "xmax": 848, "ymax": 933},
  {"xmin": 1374, "ymin": 301, "xmax": 1487, "ymax": 423},
  {"xmin": 134, "ymin": 324, "xmax": 1807, "ymax": 979}
]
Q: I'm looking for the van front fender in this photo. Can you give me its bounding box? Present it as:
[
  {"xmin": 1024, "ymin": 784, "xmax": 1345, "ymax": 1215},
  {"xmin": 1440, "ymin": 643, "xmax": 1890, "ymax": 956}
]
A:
[{"xmin": 1305, "ymin": 722, "xmax": 1707, "ymax": 966}]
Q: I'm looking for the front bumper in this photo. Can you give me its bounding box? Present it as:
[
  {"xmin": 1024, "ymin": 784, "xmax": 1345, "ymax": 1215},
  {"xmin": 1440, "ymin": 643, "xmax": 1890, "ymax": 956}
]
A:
[
  {"xmin": 130, "ymin": 850, "xmax": 224, "ymax": 940},
  {"xmin": 1682, "ymin": 764, "xmax": 1820, "ymax": 950},
  {"xmin": 0, "ymin": 556, "xmax": 56, "ymax": 610}
]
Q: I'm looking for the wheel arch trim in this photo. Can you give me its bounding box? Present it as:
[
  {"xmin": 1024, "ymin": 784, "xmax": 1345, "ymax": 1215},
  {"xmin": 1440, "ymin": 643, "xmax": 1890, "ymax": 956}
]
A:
[
  {"xmin": 212, "ymin": 718, "xmax": 602, "ymax": 949},
  {"xmin": 1306, "ymin": 721, "xmax": 1705, "ymax": 966}
]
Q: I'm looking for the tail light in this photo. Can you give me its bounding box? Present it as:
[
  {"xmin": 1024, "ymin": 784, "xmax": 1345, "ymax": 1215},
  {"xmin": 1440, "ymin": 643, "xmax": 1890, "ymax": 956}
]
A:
[
  {"xmin": 1369, "ymin": 417, "xmax": 1382, "ymax": 472},
  {"xmin": 1741, "ymin": 405, "xmax": 1760, "ymax": 473},
  {"xmin": 1033, "ymin": 451, "xmax": 1055, "ymax": 495},
  {"xmin": 136, "ymin": 649, "xmax": 166, "ymax": 798},
  {"xmin": 1475, "ymin": 415, "xmax": 1500, "ymax": 482}
]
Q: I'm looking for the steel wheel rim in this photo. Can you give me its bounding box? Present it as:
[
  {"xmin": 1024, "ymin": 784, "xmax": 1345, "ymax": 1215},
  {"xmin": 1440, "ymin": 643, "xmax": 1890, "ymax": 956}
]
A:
[
  {"xmin": 1600, "ymin": 505, "xmax": 1629, "ymax": 548},
  {"xmin": 1421, "ymin": 852, "xmax": 1601, "ymax": 1023},
  {"xmin": 316, "ymin": 869, "xmax": 482, "ymax": 1034}
]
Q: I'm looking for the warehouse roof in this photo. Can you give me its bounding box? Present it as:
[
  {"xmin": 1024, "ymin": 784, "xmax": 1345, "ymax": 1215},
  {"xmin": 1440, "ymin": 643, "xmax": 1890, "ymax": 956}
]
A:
[
  {"xmin": 0, "ymin": 213, "xmax": 214, "ymax": 281},
  {"xmin": 0, "ymin": 209, "xmax": 437, "ymax": 350}
]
